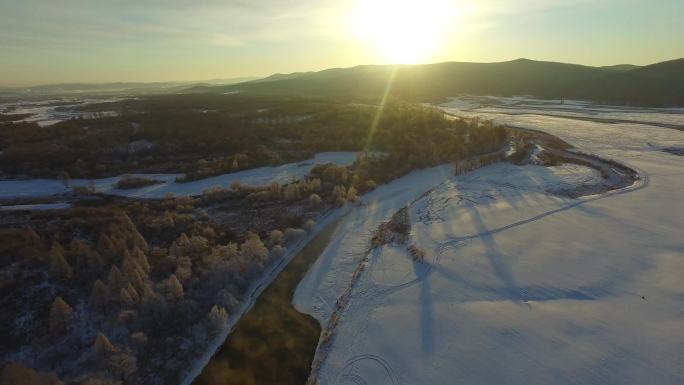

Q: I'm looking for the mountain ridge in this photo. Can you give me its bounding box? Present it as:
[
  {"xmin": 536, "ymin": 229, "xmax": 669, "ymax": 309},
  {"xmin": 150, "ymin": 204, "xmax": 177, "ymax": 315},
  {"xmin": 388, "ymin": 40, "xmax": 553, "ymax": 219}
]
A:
[{"xmin": 197, "ymin": 58, "xmax": 684, "ymax": 107}]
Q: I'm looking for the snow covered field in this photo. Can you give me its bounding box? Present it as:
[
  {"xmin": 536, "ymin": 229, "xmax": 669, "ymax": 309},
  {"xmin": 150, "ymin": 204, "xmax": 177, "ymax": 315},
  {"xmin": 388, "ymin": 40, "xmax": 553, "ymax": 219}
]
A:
[
  {"xmin": 0, "ymin": 97, "xmax": 123, "ymax": 127},
  {"xmin": 0, "ymin": 152, "xmax": 357, "ymax": 200},
  {"xmin": 294, "ymin": 98, "xmax": 684, "ymax": 384},
  {"xmin": 441, "ymin": 95, "xmax": 684, "ymax": 128}
]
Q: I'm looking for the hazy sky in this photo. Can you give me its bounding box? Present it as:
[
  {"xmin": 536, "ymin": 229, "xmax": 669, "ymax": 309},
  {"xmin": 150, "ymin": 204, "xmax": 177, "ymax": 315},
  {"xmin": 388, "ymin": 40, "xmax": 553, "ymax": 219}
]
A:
[{"xmin": 1, "ymin": 0, "xmax": 682, "ymax": 86}]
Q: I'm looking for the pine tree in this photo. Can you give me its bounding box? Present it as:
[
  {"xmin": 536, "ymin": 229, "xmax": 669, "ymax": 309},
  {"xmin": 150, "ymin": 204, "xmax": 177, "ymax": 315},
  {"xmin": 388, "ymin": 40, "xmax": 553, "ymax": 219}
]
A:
[
  {"xmin": 120, "ymin": 288, "xmax": 135, "ymax": 307},
  {"xmin": 177, "ymin": 233, "xmax": 190, "ymax": 247},
  {"xmin": 131, "ymin": 229, "xmax": 148, "ymax": 253},
  {"xmin": 131, "ymin": 248, "xmax": 150, "ymax": 274},
  {"xmin": 49, "ymin": 296, "xmax": 73, "ymax": 334},
  {"xmin": 126, "ymin": 283, "xmax": 140, "ymax": 303},
  {"xmin": 97, "ymin": 233, "xmax": 116, "ymax": 258},
  {"xmin": 108, "ymin": 265, "xmax": 126, "ymax": 291},
  {"xmin": 93, "ymin": 332, "xmax": 115, "ymax": 358},
  {"xmin": 169, "ymin": 241, "xmax": 181, "ymax": 258},
  {"xmin": 175, "ymin": 256, "xmax": 192, "ymax": 282},
  {"xmin": 50, "ymin": 250, "xmax": 73, "ymax": 280},
  {"xmin": 89, "ymin": 280, "xmax": 110, "ymax": 315},
  {"xmin": 162, "ymin": 274, "xmax": 184, "ymax": 302}
]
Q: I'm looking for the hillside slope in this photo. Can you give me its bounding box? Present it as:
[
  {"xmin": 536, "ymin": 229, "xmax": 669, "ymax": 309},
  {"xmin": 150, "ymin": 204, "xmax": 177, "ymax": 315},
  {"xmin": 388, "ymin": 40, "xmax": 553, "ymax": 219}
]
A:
[{"xmin": 201, "ymin": 59, "xmax": 684, "ymax": 106}]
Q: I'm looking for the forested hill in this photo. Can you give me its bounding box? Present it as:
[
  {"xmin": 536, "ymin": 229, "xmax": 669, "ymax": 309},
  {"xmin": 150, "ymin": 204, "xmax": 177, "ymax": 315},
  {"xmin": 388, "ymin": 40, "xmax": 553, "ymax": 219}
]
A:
[{"xmin": 193, "ymin": 58, "xmax": 684, "ymax": 107}]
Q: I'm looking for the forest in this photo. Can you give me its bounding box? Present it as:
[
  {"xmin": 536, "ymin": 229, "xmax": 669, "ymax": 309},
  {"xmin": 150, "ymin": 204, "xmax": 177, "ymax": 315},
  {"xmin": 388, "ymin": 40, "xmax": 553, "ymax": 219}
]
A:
[
  {"xmin": 0, "ymin": 94, "xmax": 509, "ymax": 384},
  {"xmin": 0, "ymin": 94, "xmax": 505, "ymax": 181}
]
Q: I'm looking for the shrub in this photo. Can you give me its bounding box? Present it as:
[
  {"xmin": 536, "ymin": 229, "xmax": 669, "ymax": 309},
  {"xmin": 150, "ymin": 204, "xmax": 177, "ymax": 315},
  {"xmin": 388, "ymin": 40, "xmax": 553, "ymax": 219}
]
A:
[
  {"xmin": 115, "ymin": 175, "xmax": 161, "ymax": 190},
  {"xmin": 303, "ymin": 219, "xmax": 316, "ymax": 233},
  {"xmin": 284, "ymin": 228, "xmax": 306, "ymax": 244}
]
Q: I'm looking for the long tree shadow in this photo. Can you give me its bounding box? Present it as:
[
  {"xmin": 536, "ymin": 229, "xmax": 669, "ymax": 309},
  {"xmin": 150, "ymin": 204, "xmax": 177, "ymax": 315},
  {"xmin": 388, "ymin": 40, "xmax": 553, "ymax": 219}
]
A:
[
  {"xmin": 413, "ymin": 258, "xmax": 436, "ymax": 357},
  {"xmin": 465, "ymin": 205, "xmax": 523, "ymax": 302}
]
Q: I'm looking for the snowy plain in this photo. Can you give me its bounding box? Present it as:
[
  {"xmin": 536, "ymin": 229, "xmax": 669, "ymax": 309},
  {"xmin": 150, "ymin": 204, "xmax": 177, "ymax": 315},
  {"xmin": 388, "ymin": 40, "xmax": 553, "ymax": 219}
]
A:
[
  {"xmin": 0, "ymin": 97, "xmax": 123, "ymax": 127},
  {"xmin": 0, "ymin": 152, "xmax": 357, "ymax": 200},
  {"xmin": 294, "ymin": 97, "xmax": 684, "ymax": 385}
]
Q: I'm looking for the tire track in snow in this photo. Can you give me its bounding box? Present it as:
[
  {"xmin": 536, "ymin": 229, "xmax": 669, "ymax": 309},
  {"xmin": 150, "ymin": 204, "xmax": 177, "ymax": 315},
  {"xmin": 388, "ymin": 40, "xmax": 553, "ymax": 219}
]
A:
[{"xmin": 335, "ymin": 354, "xmax": 399, "ymax": 385}]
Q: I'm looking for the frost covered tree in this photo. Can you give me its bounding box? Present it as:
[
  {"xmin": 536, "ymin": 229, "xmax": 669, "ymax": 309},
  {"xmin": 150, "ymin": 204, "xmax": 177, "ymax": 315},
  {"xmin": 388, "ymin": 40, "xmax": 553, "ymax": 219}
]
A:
[
  {"xmin": 216, "ymin": 289, "xmax": 240, "ymax": 312},
  {"xmin": 240, "ymin": 233, "xmax": 268, "ymax": 261},
  {"xmin": 303, "ymin": 219, "xmax": 316, "ymax": 233},
  {"xmin": 284, "ymin": 183, "xmax": 301, "ymax": 201},
  {"xmin": 206, "ymin": 305, "xmax": 228, "ymax": 337},
  {"xmin": 309, "ymin": 193, "xmax": 322, "ymax": 207},
  {"xmin": 269, "ymin": 245, "xmax": 287, "ymax": 260},
  {"xmin": 268, "ymin": 229, "xmax": 284, "ymax": 246},
  {"xmin": 204, "ymin": 243, "xmax": 239, "ymax": 267},
  {"xmin": 347, "ymin": 186, "xmax": 359, "ymax": 202},
  {"xmin": 49, "ymin": 296, "xmax": 73, "ymax": 334},
  {"xmin": 332, "ymin": 185, "xmax": 347, "ymax": 205}
]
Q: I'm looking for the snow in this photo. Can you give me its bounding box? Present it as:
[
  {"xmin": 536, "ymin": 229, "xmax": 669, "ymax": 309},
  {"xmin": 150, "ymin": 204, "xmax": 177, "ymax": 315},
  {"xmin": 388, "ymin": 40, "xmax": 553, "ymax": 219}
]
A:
[
  {"xmin": 0, "ymin": 152, "xmax": 357, "ymax": 200},
  {"xmin": 0, "ymin": 97, "xmax": 124, "ymax": 126},
  {"xmin": 294, "ymin": 98, "xmax": 684, "ymax": 385},
  {"xmin": 0, "ymin": 202, "xmax": 72, "ymax": 211},
  {"xmin": 442, "ymin": 95, "xmax": 684, "ymax": 128}
]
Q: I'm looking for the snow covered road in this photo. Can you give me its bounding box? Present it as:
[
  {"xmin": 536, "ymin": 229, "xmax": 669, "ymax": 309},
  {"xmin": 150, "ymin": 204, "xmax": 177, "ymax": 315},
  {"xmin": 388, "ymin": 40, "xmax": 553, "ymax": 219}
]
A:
[{"xmin": 295, "ymin": 98, "xmax": 684, "ymax": 385}]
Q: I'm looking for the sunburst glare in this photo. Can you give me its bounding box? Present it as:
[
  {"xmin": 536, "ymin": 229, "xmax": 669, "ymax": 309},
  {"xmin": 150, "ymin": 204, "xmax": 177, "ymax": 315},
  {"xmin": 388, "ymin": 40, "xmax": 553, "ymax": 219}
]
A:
[{"xmin": 349, "ymin": 0, "xmax": 457, "ymax": 63}]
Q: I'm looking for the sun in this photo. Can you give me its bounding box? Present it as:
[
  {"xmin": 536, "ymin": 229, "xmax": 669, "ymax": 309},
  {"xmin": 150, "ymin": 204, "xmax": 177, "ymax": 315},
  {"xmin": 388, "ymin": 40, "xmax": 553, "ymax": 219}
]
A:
[{"xmin": 350, "ymin": 0, "xmax": 455, "ymax": 64}]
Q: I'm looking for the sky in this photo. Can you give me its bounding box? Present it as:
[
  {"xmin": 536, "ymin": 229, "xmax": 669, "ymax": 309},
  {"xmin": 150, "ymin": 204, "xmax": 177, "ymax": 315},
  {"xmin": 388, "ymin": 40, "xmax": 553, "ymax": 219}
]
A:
[{"xmin": 0, "ymin": 0, "xmax": 682, "ymax": 86}]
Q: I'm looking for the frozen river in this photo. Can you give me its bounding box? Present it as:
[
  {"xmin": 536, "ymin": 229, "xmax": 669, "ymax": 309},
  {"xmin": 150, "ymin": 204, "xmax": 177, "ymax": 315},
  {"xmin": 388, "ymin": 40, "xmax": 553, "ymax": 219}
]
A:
[{"xmin": 0, "ymin": 152, "xmax": 357, "ymax": 200}]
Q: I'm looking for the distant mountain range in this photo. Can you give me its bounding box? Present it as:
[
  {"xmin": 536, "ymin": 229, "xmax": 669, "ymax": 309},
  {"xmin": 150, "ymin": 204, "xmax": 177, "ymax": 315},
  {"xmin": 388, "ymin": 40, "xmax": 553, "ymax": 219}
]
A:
[
  {"xmin": 0, "ymin": 77, "xmax": 258, "ymax": 96},
  {"xmin": 193, "ymin": 58, "xmax": 684, "ymax": 107},
  {"xmin": 4, "ymin": 59, "xmax": 682, "ymax": 106}
]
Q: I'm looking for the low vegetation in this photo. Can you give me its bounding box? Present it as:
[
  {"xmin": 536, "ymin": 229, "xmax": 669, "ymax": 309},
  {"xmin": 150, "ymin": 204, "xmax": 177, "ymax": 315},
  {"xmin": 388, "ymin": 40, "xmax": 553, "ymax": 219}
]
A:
[{"xmin": 114, "ymin": 175, "xmax": 162, "ymax": 190}]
